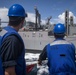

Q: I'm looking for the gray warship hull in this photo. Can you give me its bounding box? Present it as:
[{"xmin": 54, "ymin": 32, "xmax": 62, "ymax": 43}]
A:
[{"xmin": 19, "ymin": 31, "xmax": 76, "ymax": 51}]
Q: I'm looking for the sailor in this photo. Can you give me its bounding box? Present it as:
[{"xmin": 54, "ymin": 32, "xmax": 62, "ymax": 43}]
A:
[
  {"xmin": 0, "ymin": 4, "xmax": 27, "ymax": 75},
  {"xmin": 38, "ymin": 23, "xmax": 76, "ymax": 75}
]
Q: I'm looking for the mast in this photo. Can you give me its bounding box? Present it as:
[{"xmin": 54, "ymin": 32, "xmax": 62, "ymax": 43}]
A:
[
  {"xmin": 34, "ymin": 6, "xmax": 41, "ymax": 31},
  {"xmin": 65, "ymin": 10, "xmax": 69, "ymax": 36},
  {"xmin": 34, "ymin": 6, "xmax": 38, "ymax": 31}
]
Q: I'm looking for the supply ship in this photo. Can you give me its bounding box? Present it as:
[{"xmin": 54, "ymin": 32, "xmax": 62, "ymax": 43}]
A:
[
  {"xmin": 19, "ymin": 10, "xmax": 76, "ymax": 52},
  {"xmin": 0, "ymin": 9, "xmax": 76, "ymax": 51}
]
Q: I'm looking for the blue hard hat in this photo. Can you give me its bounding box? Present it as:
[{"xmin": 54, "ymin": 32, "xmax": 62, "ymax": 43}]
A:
[
  {"xmin": 8, "ymin": 4, "xmax": 27, "ymax": 17},
  {"xmin": 53, "ymin": 23, "xmax": 66, "ymax": 34}
]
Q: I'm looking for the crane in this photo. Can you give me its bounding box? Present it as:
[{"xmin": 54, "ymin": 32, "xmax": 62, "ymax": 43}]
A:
[{"xmin": 46, "ymin": 16, "xmax": 52, "ymax": 25}]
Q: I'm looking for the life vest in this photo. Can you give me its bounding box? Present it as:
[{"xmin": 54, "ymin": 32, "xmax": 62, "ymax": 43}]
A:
[
  {"xmin": 46, "ymin": 39, "xmax": 76, "ymax": 75},
  {"xmin": 0, "ymin": 26, "xmax": 26, "ymax": 75},
  {"xmin": 0, "ymin": 31, "xmax": 5, "ymax": 75}
]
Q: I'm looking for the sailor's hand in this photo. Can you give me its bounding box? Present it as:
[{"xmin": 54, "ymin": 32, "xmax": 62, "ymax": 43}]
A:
[{"xmin": 38, "ymin": 60, "xmax": 42, "ymax": 65}]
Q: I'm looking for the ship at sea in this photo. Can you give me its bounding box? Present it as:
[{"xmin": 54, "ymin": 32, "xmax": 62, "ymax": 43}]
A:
[
  {"xmin": 19, "ymin": 10, "xmax": 76, "ymax": 52},
  {"xmin": 0, "ymin": 9, "xmax": 76, "ymax": 51}
]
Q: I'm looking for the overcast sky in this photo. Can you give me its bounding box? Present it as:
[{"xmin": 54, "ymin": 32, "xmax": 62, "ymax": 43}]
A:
[{"xmin": 0, "ymin": 0, "xmax": 76, "ymax": 27}]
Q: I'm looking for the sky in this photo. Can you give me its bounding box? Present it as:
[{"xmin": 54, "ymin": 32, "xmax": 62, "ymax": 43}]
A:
[{"xmin": 0, "ymin": 0, "xmax": 76, "ymax": 27}]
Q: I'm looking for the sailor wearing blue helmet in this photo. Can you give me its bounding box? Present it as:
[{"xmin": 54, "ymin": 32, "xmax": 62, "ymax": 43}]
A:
[
  {"xmin": 38, "ymin": 23, "xmax": 76, "ymax": 75},
  {"xmin": 0, "ymin": 4, "xmax": 27, "ymax": 75}
]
